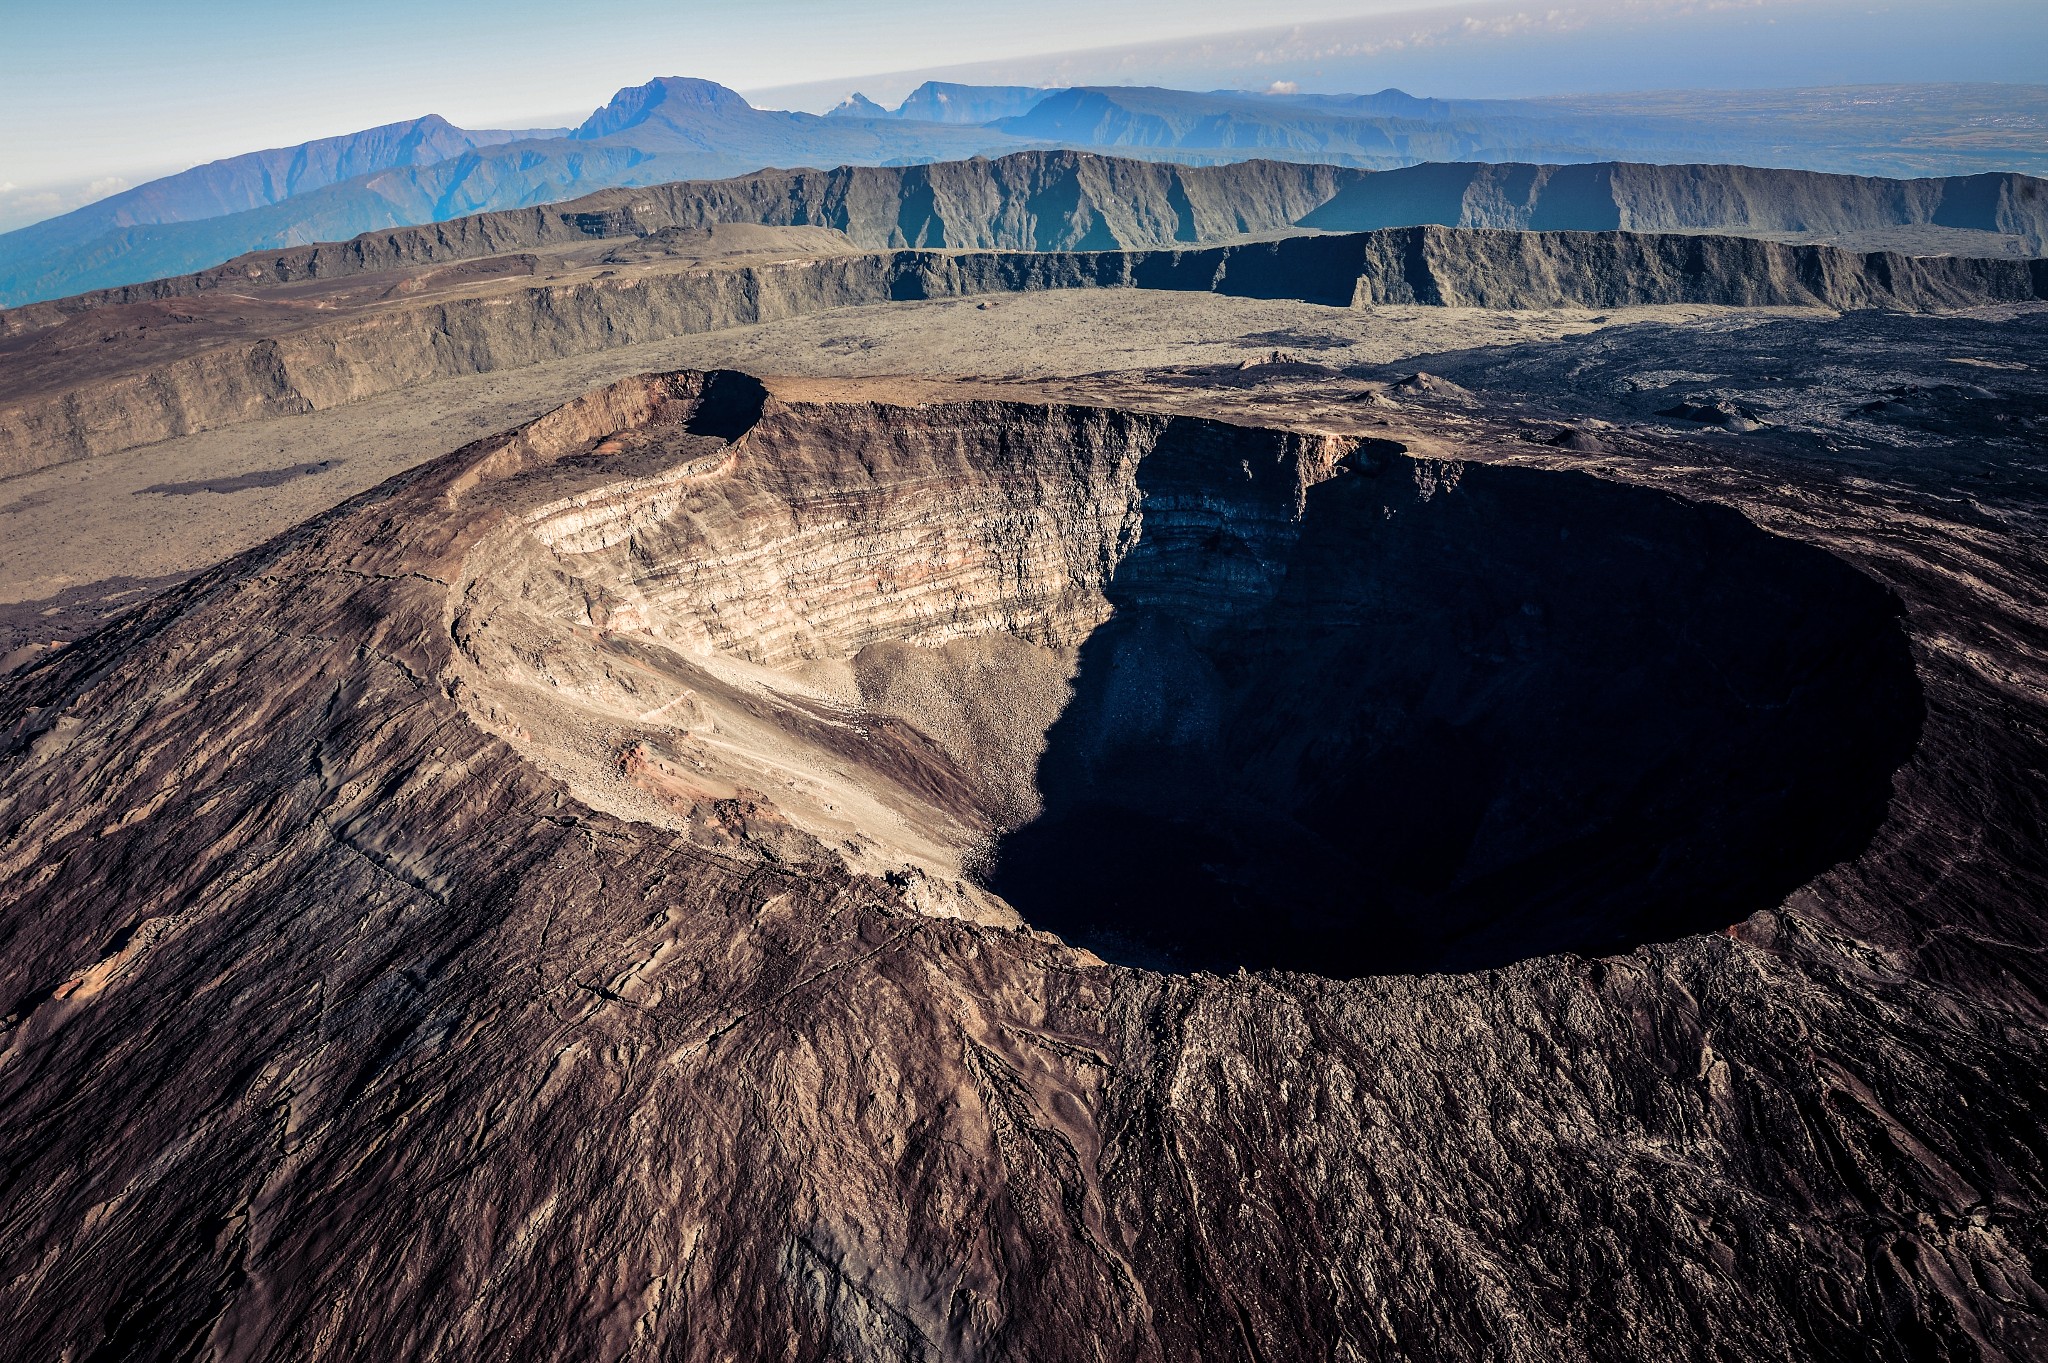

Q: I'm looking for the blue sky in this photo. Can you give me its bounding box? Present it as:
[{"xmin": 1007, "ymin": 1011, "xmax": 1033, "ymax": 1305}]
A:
[
  {"xmin": 2, "ymin": 0, "xmax": 2043, "ymax": 220},
  {"xmin": 1, "ymin": 0, "xmax": 1428, "ymax": 184}
]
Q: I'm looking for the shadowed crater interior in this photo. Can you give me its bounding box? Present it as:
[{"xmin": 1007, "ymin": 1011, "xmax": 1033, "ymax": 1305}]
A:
[
  {"xmin": 470, "ymin": 381, "xmax": 1925, "ymax": 980},
  {"xmin": 986, "ymin": 440, "xmax": 1923, "ymax": 976}
]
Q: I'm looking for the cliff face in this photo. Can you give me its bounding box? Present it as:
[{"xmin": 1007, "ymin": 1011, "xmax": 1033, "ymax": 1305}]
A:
[
  {"xmin": 0, "ymin": 372, "xmax": 2042, "ymax": 1360},
  {"xmin": 7, "ymin": 151, "xmax": 2040, "ymax": 319},
  {"xmin": 4, "ymin": 227, "xmax": 2041, "ymax": 476},
  {"xmin": 1300, "ymin": 160, "xmax": 2048, "ymax": 238}
]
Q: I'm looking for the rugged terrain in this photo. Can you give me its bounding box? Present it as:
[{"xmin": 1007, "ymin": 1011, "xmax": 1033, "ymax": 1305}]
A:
[
  {"xmin": 3, "ymin": 138, "xmax": 2048, "ymax": 1358},
  {"xmin": 2, "ymin": 280, "xmax": 2047, "ymax": 1356},
  {"xmin": 12, "ymin": 148, "xmax": 2044, "ymax": 321},
  {"xmin": 4, "ymin": 213, "xmax": 2043, "ymax": 476},
  {"xmin": 8, "ymin": 124, "xmax": 2045, "ymax": 308}
]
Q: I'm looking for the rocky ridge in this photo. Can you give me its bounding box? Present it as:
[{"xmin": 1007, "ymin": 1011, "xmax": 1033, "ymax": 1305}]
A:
[
  {"xmin": 4, "ymin": 225, "xmax": 2042, "ymax": 476},
  {"xmin": 7, "ymin": 151, "xmax": 2041, "ymax": 324}
]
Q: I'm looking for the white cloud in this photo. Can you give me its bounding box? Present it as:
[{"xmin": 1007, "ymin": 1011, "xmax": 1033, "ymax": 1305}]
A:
[{"xmin": 0, "ymin": 174, "xmax": 139, "ymax": 232}]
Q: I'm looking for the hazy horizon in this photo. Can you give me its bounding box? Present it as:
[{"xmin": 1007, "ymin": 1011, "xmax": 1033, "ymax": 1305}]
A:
[
  {"xmin": 745, "ymin": 0, "xmax": 2048, "ymax": 113},
  {"xmin": 3, "ymin": 0, "xmax": 2043, "ymax": 234}
]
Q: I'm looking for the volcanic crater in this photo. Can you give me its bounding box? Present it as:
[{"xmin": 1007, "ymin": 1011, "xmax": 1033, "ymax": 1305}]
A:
[{"xmin": 454, "ymin": 370, "xmax": 1922, "ymax": 977}]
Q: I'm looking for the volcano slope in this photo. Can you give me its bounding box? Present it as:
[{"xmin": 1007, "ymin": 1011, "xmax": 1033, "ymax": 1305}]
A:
[{"xmin": 4, "ymin": 333, "xmax": 2048, "ymax": 1359}]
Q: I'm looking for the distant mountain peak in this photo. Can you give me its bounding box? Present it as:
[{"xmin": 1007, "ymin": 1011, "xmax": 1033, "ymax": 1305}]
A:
[
  {"xmin": 819, "ymin": 81, "xmax": 1058, "ymax": 125},
  {"xmin": 574, "ymin": 77, "xmax": 753, "ymax": 140},
  {"xmin": 895, "ymin": 81, "xmax": 1052, "ymax": 125},
  {"xmin": 827, "ymin": 93, "xmax": 890, "ymax": 120}
]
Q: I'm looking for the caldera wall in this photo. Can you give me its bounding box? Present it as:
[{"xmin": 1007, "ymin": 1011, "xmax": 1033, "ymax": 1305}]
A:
[
  {"xmin": 9, "ymin": 151, "xmax": 2042, "ymax": 318},
  {"xmin": 5, "ymin": 228, "xmax": 2042, "ymax": 477}
]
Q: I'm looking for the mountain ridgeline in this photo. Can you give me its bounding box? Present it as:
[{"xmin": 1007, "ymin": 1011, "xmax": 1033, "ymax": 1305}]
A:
[
  {"xmin": 829, "ymin": 81, "xmax": 1053, "ymax": 124},
  {"xmin": 0, "ymin": 117, "xmax": 570, "ymax": 303},
  {"xmin": 6, "ymin": 151, "xmax": 2043, "ymax": 330},
  {"xmin": 6, "ymin": 75, "xmax": 2047, "ymax": 308},
  {"xmin": 0, "ymin": 79, "xmax": 1021, "ymax": 309},
  {"xmin": 31, "ymin": 116, "xmax": 563, "ymax": 238}
]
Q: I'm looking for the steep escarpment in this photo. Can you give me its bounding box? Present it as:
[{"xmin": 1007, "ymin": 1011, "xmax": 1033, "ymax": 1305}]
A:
[
  {"xmin": 7, "ymin": 151, "xmax": 2040, "ymax": 320},
  {"xmin": 0, "ymin": 153, "xmax": 1362, "ymax": 318},
  {"xmin": 1116, "ymin": 228, "xmax": 2048, "ymax": 309},
  {"xmin": 1300, "ymin": 159, "xmax": 2048, "ymax": 239},
  {"xmin": 4, "ymin": 227, "xmax": 2041, "ymax": 476},
  {"xmin": 1, "ymin": 370, "xmax": 2042, "ymax": 1360}
]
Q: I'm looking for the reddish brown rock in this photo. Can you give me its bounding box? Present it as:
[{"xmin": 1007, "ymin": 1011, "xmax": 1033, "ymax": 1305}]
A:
[{"xmin": 1, "ymin": 368, "xmax": 2044, "ymax": 1361}]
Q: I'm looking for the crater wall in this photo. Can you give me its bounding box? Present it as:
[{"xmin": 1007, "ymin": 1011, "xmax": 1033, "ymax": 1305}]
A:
[{"xmin": 451, "ymin": 371, "xmax": 1923, "ymax": 975}]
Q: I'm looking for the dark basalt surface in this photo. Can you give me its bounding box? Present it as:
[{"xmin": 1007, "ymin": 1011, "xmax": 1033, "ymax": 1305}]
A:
[{"xmin": 1, "ymin": 330, "xmax": 2047, "ymax": 1360}]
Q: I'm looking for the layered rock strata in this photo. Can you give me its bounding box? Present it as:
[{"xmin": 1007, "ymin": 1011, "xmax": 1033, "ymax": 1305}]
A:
[{"xmin": 6, "ymin": 227, "xmax": 2044, "ymax": 476}]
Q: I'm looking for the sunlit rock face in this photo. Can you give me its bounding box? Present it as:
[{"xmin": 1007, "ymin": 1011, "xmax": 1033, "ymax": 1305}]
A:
[{"xmin": 452, "ymin": 371, "xmax": 1918, "ymax": 975}]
